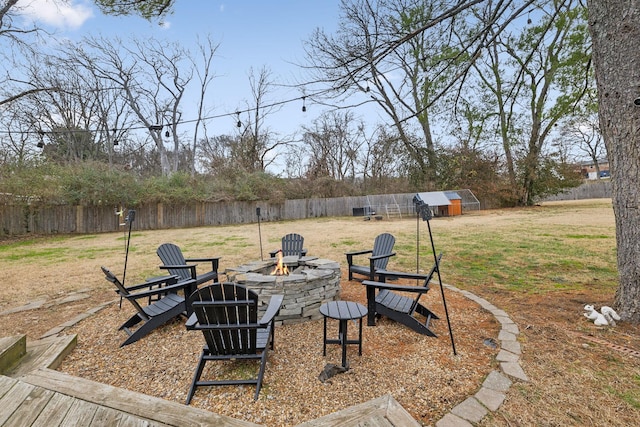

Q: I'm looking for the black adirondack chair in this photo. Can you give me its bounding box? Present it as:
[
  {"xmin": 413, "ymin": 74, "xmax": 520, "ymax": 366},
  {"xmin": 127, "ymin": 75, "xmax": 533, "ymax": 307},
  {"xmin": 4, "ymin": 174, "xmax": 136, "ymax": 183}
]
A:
[
  {"xmin": 185, "ymin": 282, "xmax": 283, "ymax": 403},
  {"xmin": 362, "ymin": 253, "xmax": 443, "ymax": 337},
  {"xmin": 101, "ymin": 266, "xmax": 196, "ymax": 347},
  {"xmin": 345, "ymin": 233, "xmax": 396, "ymax": 281},
  {"xmin": 268, "ymin": 233, "xmax": 308, "ymax": 258},
  {"xmin": 157, "ymin": 243, "xmax": 220, "ymax": 286}
]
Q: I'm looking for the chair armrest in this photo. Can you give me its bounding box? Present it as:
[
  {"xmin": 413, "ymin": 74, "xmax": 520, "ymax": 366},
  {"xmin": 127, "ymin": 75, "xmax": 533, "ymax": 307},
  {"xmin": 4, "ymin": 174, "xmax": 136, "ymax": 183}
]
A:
[
  {"xmin": 144, "ymin": 274, "xmax": 177, "ymax": 283},
  {"xmin": 370, "ymin": 252, "xmax": 396, "ymax": 261},
  {"xmin": 184, "ymin": 257, "xmax": 220, "ymax": 270},
  {"xmin": 270, "ymin": 250, "xmax": 308, "ymax": 258},
  {"xmin": 125, "ymin": 279, "xmax": 195, "ymax": 300},
  {"xmin": 184, "ymin": 256, "xmax": 221, "ymax": 262},
  {"xmin": 345, "ymin": 249, "xmax": 373, "ymax": 256},
  {"xmin": 159, "ymin": 263, "xmax": 196, "ymax": 269},
  {"xmin": 159, "ymin": 264, "xmax": 197, "ymax": 278},
  {"xmin": 377, "ymin": 253, "xmax": 442, "ymax": 282},
  {"xmin": 346, "ymin": 249, "xmax": 373, "ymax": 266},
  {"xmin": 124, "ymin": 275, "xmax": 178, "ymax": 292},
  {"xmin": 185, "ymin": 312, "xmax": 198, "ymax": 329},
  {"xmin": 362, "ymin": 280, "xmax": 430, "ymax": 294},
  {"xmin": 259, "ymin": 294, "xmax": 284, "ymax": 325},
  {"xmin": 376, "ymin": 270, "xmax": 432, "ymax": 281}
]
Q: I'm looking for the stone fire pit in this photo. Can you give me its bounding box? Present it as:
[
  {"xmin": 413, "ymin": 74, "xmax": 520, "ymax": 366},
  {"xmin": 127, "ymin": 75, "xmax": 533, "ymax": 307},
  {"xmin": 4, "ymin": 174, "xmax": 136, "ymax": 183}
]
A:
[{"xmin": 225, "ymin": 256, "xmax": 341, "ymax": 325}]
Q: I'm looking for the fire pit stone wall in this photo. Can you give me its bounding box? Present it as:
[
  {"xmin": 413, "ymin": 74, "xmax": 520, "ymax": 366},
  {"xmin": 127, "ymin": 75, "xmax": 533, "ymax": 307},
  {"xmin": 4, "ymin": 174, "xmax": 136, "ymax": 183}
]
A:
[{"xmin": 225, "ymin": 256, "xmax": 341, "ymax": 325}]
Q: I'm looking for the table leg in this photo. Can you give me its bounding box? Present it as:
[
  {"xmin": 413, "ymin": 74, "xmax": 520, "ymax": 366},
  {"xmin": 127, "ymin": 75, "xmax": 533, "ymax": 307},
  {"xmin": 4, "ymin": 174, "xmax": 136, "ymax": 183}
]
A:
[
  {"xmin": 323, "ymin": 316, "xmax": 327, "ymax": 356},
  {"xmin": 340, "ymin": 319, "xmax": 348, "ymax": 368},
  {"xmin": 358, "ymin": 316, "xmax": 363, "ymax": 355}
]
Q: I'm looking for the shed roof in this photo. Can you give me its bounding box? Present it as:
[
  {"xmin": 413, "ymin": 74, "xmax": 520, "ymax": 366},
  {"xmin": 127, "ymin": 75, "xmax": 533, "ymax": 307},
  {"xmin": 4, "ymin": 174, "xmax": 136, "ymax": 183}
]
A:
[
  {"xmin": 444, "ymin": 191, "xmax": 462, "ymax": 200},
  {"xmin": 415, "ymin": 191, "xmax": 451, "ymax": 207}
]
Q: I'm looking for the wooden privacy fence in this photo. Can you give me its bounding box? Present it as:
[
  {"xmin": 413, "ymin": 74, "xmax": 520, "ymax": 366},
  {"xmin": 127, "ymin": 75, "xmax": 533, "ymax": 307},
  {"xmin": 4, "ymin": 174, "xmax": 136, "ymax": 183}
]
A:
[
  {"xmin": 0, "ymin": 190, "xmax": 491, "ymax": 237},
  {"xmin": 0, "ymin": 195, "xmax": 400, "ymax": 237}
]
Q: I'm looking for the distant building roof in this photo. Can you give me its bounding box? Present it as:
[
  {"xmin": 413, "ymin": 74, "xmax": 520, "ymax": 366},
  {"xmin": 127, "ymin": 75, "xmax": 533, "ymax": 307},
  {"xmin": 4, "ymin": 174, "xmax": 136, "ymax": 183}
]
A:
[
  {"xmin": 444, "ymin": 191, "xmax": 462, "ymax": 200},
  {"xmin": 415, "ymin": 191, "xmax": 452, "ymax": 207}
]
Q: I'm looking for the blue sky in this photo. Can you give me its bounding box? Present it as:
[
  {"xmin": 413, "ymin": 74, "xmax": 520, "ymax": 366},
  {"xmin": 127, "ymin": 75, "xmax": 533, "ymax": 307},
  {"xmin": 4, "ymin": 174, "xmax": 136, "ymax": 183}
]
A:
[{"xmin": 20, "ymin": 0, "xmax": 354, "ymax": 138}]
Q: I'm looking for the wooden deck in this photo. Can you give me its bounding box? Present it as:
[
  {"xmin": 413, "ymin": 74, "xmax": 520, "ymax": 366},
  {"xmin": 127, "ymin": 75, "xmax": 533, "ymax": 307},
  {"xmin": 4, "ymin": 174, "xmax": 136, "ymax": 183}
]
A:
[
  {"xmin": 0, "ymin": 334, "xmax": 419, "ymax": 426},
  {"xmin": 0, "ymin": 334, "xmax": 258, "ymax": 427}
]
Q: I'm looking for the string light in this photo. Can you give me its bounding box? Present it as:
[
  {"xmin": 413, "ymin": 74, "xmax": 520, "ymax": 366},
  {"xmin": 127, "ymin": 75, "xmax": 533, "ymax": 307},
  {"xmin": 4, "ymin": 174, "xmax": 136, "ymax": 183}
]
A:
[
  {"xmin": 3, "ymin": 87, "xmax": 340, "ymax": 137},
  {"xmin": 302, "ymin": 96, "xmax": 306, "ymax": 112}
]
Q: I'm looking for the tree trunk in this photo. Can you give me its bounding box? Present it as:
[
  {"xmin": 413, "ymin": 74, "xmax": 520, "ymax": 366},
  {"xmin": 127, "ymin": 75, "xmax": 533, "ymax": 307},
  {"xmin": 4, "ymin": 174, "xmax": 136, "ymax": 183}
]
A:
[{"xmin": 587, "ymin": 0, "xmax": 640, "ymax": 322}]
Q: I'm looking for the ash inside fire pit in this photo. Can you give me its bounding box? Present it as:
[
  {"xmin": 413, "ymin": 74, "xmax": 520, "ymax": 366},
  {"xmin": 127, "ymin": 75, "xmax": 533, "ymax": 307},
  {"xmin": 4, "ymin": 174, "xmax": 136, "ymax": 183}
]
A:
[{"xmin": 225, "ymin": 256, "xmax": 341, "ymax": 324}]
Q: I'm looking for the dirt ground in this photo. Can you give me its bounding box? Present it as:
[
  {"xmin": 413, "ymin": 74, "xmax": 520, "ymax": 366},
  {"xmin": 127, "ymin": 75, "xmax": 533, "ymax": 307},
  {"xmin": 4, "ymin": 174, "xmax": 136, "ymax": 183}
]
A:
[{"xmin": 1, "ymin": 199, "xmax": 639, "ymax": 426}]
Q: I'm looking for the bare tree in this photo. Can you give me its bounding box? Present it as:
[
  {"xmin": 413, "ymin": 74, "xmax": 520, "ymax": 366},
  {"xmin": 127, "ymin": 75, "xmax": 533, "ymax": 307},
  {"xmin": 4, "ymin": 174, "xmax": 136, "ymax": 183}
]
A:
[
  {"xmin": 559, "ymin": 111, "xmax": 605, "ymax": 177},
  {"xmin": 360, "ymin": 125, "xmax": 406, "ymax": 188},
  {"xmin": 189, "ymin": 35, "xmax": 220, "ymax": 175},
  {"xmin": 303, "ymin": 0, "xmax": 469, "ymax": 184},
  {"xmin": 302, "ymin": 111, "xmax": 364, "ymax": 181},
  {"xmin": 236, "ymin": 66, "xmax": 292, "ymax": 172},
  {"xmin": 0, "ymin": 0, "xmax": 58, "ymax": 108},
  {"xmin": 66, "ymin": 35, "xmax": 202, "ymax": 176}
]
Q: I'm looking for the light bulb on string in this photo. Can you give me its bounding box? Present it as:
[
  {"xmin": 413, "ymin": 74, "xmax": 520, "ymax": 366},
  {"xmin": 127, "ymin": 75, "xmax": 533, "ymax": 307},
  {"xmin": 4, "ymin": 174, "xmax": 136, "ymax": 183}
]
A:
[
  {"xmin": 236, "ymin": 111, "xmax": 242, "ymax": 128},
  {"xmin": 302, "ymin": 96, "xmax": 306, "ymax": 112},
  {"xmin": 37, "ymin": 130, "xmax": 45, "ymax": 148}
]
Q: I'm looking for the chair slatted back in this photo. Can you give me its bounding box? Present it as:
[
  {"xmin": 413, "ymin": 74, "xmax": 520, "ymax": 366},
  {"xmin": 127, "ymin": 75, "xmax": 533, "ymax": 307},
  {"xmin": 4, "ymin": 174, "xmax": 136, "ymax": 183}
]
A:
[
  {"xmin": 408, "ymin": 253, "xmax": 443, "ymax": 314},
  {"xmin": 372, "ymin": 233, "xmax": 395, "ymax": 271},
  {"xmin": 157, "ymin": 243, "xmax": 191, "ymax": 282},
  {"xmin": 101, "ymin": 266, "xmax": 148, "ymax": 319},
  {"xmin": 281, "ymin": 233, "xmax": 304, "ymax": 257},
  {"xmin": 189, "ymin": 283, "xmax": 260, "ymax": 356}
]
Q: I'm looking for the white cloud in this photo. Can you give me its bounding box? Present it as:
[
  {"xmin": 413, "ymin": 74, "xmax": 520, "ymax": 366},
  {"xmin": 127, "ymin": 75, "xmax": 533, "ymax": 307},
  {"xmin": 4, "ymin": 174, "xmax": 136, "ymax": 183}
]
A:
[{"xmin": 17, "ymin": 0, "xmax": 93, "ymax": 30}]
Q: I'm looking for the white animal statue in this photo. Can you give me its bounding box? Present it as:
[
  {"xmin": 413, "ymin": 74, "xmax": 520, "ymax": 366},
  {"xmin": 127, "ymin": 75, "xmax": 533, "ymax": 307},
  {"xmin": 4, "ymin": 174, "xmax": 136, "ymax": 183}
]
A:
[
  {"xmin": 583, "ymin": 304, "xmax": 609, "ymax": 326},
  {"xmin": 600, "ymin": 306, "xmax": 621, "ymax": 326}
]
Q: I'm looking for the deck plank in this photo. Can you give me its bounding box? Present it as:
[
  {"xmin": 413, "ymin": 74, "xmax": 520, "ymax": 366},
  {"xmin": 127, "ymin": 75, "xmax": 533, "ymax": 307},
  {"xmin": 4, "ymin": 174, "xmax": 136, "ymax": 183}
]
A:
[
  {"xmin": 61, "ymin": 398, "xmax": 99, "ymax": 426},
  {"xmin": 90, "ymin": 405, "xmax": 127, "ymax": 426},
  {"xmin": 2, "ymin": 386, "xmax": 55, "ymax": 427},
  {"xmin": 22, "ymin": 368, "xmax": 261, "ymax": 427},
  {"xmin": 0, "ymin": 375, "xmax": 18, "ymax": 399},
  {"xmin": 30, "ymin": 392, "xmax": 75, "ymax": 427},
  {"xmin": 0, "ymin": 380, "xmax": 35, "ymax": 425}
]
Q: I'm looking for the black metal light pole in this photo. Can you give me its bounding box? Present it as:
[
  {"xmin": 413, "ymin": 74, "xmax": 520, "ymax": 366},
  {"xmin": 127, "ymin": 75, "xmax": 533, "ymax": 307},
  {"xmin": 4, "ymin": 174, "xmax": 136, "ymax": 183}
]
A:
[
  {"xmin": 413, "ymin": 195, "xmax": 457, "ymax": 355},
  {"xmin": 118, "ymin": 209, "xmax": 135, "ymax": 308},
  {"xmin": 122, "ymin": 210, "xmax": 135, "ymax": 287},
  {"xmin": 425, "ymin": 212, "xmax": 457, "ymax": 355}
]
